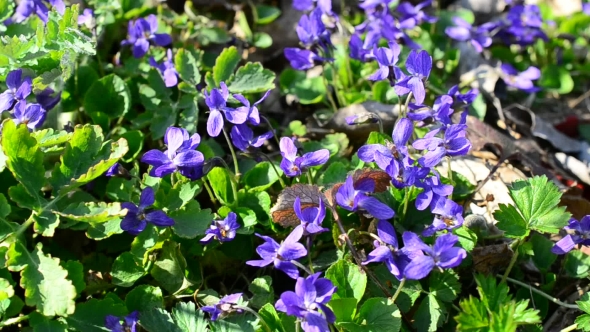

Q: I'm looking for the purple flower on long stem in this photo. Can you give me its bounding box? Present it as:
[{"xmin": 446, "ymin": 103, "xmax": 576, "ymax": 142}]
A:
[
  {"xmin": 500, "ymin": 64, "xmax": 541, "ymax": 92},
  {"xmin": 275, "ymin": 272, "xmax": 336, "ymax": 332},
  {"xmin": 230, "ymin": 124, "xmax": 274, "ymax": 152},
  {"xmin": 358, "ymin": 118, "xmax": 413, "ymax": 171},
  {"xmin": 423, "ymin": 197, "xmax": 464, "ymax": 236},
  {"xmin": 552, "ymin": 216, "xmax": 590, "ymax": 255},
  {"xmin": 149, "ymin": 49, "xmax": 178, "ymax": 88},
  {"xmin": 397, "ymin": 0, "xmax": 437, "ymax": 29},
  {"xmin": 284, "ymin": 48, "xmax": 325, "ymax": 71},
  {"xmin": 445, "ymin": 17, "xmax": 493, "ymax": 53},
  {"xmin": 0, "ymin": 69, "xmax": 32, "ymax": 113},
  {"xmin": 233, "ymin": 90, "xmax": 271, "ymax": 126},
  {"xmin": 205, "ymin": 83, "xmax": 248, "ymax": 137},
  {"xmin": 120, "ymin": 187, "xmax": 175, "ymax": 235},
  {"xmin": 412, "ymin": 124, "xmax": 471, "ymax": 167},
  {"xmin": 395, "ymin": 50, "xmax": 432, "ymax": 104},
  {"xmin": 105, "ymin": 311, "xmax": 139, "ymax": 332},
  {"xmin": 363, "ymin": 220, "xmax": 411, "ymax": 280},
  {"xmin": 200, "ymin": 212, "xmax": 240, "ymax": 245},
  {"xmin": 294, "ymin": 196, "xmax": 328, "ymax": 236},
  {"xmin": 402, "ymin": 232, "xmax": 466, "ymax": 280},
  {"xmin": 12, "ymin": 101, "xmax": 46, "ymax": 131},
  {"xmin": 9, "ymin": 0, "xmax": 64, "ymax": 24},
  {"xmin": 121, "ymin": 15, "xmax": 172, "ymax": 58},
  {"xmin": 201, "ymin": 293, "xmax": 244, "ymax": 321},
  {"xmin": 141, "ymin": 127, "xmax": 205, "ymax": 180},
  {"xmin": 368, "ymin": 42, "xmax": 401, "ymax": 86},
  {"xmin": 246, "ymin": 228, "xmax": 307, "ymax": 279},
  {"xmin": 279, "ymin": 137, "xmax": 330, "ymax": 177},
  {"xmin": 336, "ymin": 175, "xmax": 395, "ymax": 220}
]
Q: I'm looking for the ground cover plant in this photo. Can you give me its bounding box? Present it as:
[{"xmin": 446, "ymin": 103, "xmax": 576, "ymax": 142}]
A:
[{"xmin": 1, "ymin": 0, "xmax": 590, "ymax": 331}]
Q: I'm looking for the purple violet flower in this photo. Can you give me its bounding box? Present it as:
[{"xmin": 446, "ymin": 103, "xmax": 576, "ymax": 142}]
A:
[
  {"xmin": 358, "ymin": 118, "xmax": 413, "ymax": 171},
  {"xmin": 201, "ymin": 293, "xmax": 244, "ymax": 321},
  {"xmin": 284, "ymin": 48, "xmax": 324, "ymax": 71},
  {"xmin": 552, "ymin": 216, "xmax": 590, "ymax": 255},
  {"xmin": 412, "ymin": 124, "xmax": 471, "ymax": 167},
  {"xmin": 149, "ymin": 49, "xmax": 179, "ymax": 88},
  {"xmin": 0, "ymin": 69, "xmax": 32, "ymax": 113},
  {"xmin": 230, "ymin": 124, "xmax": 274, "ymax": 152},
  {"xmin": 363, "ymin": 220, "xmax": 411, "ymax": 280},
  {"xmin": 12, "ymin": 101, "xmax": 46, "ymax": 131},
  {"xmin": 246, "ymin": 227, "xmax": 307, "ymax": 279},
  {"xmin": 9, "ymin": 0, "xmax": 64, "ymax": 24},
  {"xmin": 397, "ymin": 0, "xmax": 437, "ymax": 29},
  {"xmin": 415, "ymin": 175, "xmax": 453, "ymax": 211},
  {"xmin": 200, "ymin": 212, "xmax": 240, "ymax": 244},
  {"xmin": 448, "ymin": 85, "xmax": 478, "ymax": 108},
  {"xmin": 293, "ymin": 0, "xmax": 333, "ymax": 14},
  {"xmin": 423, "ymin": 197, "xmax": 464, "ymax": 236},
  {"xmin": 233, "ymin": 90, "xmax": 271, "ymax": 126},
  {"xmin": 78, "ymin": 8, "xmax": 94, "ymax": 27},
  {"xmin": 504, "ymin": 4, "xmax": 547, "ymax": 45},
  {"xmin": 368, "ymin": 42, "xmax": 401, "ymax": 86},
  {"xmin": 345, "ymin": 113, "xmax": 380, "ymax": 126},
  {"xmin": 349, "ymin": 33, "xmax": 373, "ymax": 62},
  {"xmin": 120, "ymin": 187, "xmax": 175, "ymax": 235},
  {"xmin": 106, "ymin": 163, "xmax": 122, "ymax": 177},
  {"xmin": 275, "ymin": 272, "xmax": 337, "ymax": 332},
  {"xmin": 121, "ymin": 15, "xmax": 172, "ymax": 58},
  {"xmin": 336, "ymin": 175, "xmax": 395, "ymax": 220},
  {"xmin": 105, "ymin": 311, "xmax": 139, "ymax": 332},
  {"xmin": 205, "ymin": 83, "xmax": 248, "ymax": 137},
  {"xmin": 445, "ymin": 17, "xmax": 493, "ymax": 53},
  {"xmin": 500, "ymin": 64, "xmax": 541, "ymax": 92},
  {"xmin": 402, "ymin": 232, "xmax": 466, "ymax": 280},
  {"xmin": 140, "ymin": 127, "xmax": 205, "ymax": 180},
  {"xmin": 35, "ymin": 88, "xmax": 61, "ymax": 111},
  {"xmin": 296, "ymin": 8, "xmax": 330, "ymax": 48},
  {"xmin": 395, "ymin": 50, "xmax": 432, "ymax": 104},
  {"xmin": 279, "ymin": 137, "xmax": 330, "ymax": 177},
  {"xmin": 407, "ymin": 95, "xmax": 454, "ymax": 127},
  {"xmin": 294, "ymin": 196, "xmax": 328, "ymax": 236}
]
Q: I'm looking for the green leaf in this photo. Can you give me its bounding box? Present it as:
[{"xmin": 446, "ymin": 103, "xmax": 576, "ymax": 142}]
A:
[
  {"xmin": 319, "ymin": 162, "xmax": 348, "ymax": 186},
  {"xmin": 6, "ymin": 242, "xmax": 76, "ymax": 317},
  {"xmin": 150, "ymin": 240, "xmax": 192, "ymax": 294},
  {"xmin": 63, "ymin": 260, "xmax": 85, "ymax": 298},
  {"xmin": 111, "ymin": 252, "xmax": 145, "ymax": 287},
  {"xmin": 338, "ymin": 298, "xmax": 401, "ymax": 332},
  {"xmin": 32, "ymin": 128, "xmax": 73, "ymax": 150},
  {"xmin": 0, "ymin": 35, "xmax": 37, "ymax": 64},
  {"xmin": 279, "ymin": 69, "xmax": 326, "ymax": 104},
  {"xmin": 227, "ymin": 62, "xmax": 275, "ymax": 94},
  {"xmin": 140, "ymin": 307, "xmax": 182, "ymax": 332},
  {"xmin": 210, "ymin": 314, "xmax": 259, "ymax": 332},
  {"xmin": 576, "ymin": 294, "xmax": 590, "ymax": 331},
  {"xmin": 455, "ymin": 296, "xmax": 489, "ymax": 330},
  {"xmin": 55, "ymin": 202, "xmax": 125, "ymax": 223},
  {"xmin": 65, "ymin": 298, "xmax": 127, "ymax": 332},
  {"xmin": 285, "ymin": 120, "xmax": 307, "ymax": 137},
  {"xmin": 248, "ymin": 276, "xmax": 274, "ymax": 309},
  {"xmin": 469, "ymin": 93, "xmax": 487, "ymax": 120},
  {"xmin": 454, "ymin": 226, "xmax": 478, "ymax": 252},
  {"xmin": 495, "ymin": 204, "xmax": 529, "ymax": 238},
  {"xmin": 413, "ymin": 294, "xmax": 444, "ymax": 332},
  {"xmin": 475, "ymin": 274, "xmax": 511, "ymax": 311},
  {"xmin": 325, "ymin": 259, "xmax": 367, "ymax": 302},
  {"xmin": 429, "ymin": 270, "xmax": 461, "ymax": 303},
  {"xmin": 131, "ymin": 224, "xmax": 159, "ymax": 261},
  {"xmin": 258, "ymin": 304, "xmax": 287, "ymax": 332},
  {"xmin": 28, "ymin": 311, "xmax": 69, "ymax": 331},
  {"xmin": 1, "ymin": 120, "xmax": 45, "ymax": 207},
  {"xmin": 170, "ymin": 201, "xmax": 214, "ymax": 239},
  {"xmin": 565, "ymin": 250, "xmax": 590, "ymax": 278},
  {"xmin": 50, "ymin": 124, "xmax": 128, "ymax": 195},
  {"xmin": 529, "ymin": 233, "xmax": 556, "ymax": 271},
  {"xmin": 328, "ymin": 297, "xmax": 357, "ymax": 323},
  {"xmin": 210, "ymin": 46, "xmax": 241, "ymax": 87},
  {"xmin": 171, "ymin": 301, "xmax": 208, "ymax": 332},
  {"xmin": 207, "ymin": 167, "xmax": 234, "ymax": 204},
  {"xmin": 175, "ymin": 48, "xmax": 201, "ymax": 85},
  {"xmin": 253, "ymin": 32, "xmax": 272, "ymax": 49},
  {"xmin": 243, "ymin": 161, "xmax": 282, "ymax": 192},
  {"xmin": 125, "ymin": 285, "xmax": 164, "ymax": 313},
  {"xmin": 539, "ymin": 64, "xmax": 574, "ymax": 94},
  {"xmin": 165, "ymin": 181, "xmax": 201, "ymax": 211},
  {"xmin": 120, "ymin": 130, "xmax": 144, "ymax": 162},
  {"xmin": 83, "ymin": 74, "xmax": 131, "ymax": 119},
  {"xmin": 0, "ymin": 0, "xmax": 15, "ymax": 22},
  {"xmin": 255, "ymin": 5, "xmax": 281, "ymax": 25},
  {"xmin": 512, "ymin": 299, "xmax": 541, "ymax": 325}
]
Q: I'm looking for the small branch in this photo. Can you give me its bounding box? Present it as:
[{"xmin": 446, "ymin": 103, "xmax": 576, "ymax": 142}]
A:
[
  {"xmin": 499, "ymin": 275, "xmax": 580, "ymax": 310},
  {"xmin": 391, "ymin": 278, "xmax": 406, "ymax": 303}
]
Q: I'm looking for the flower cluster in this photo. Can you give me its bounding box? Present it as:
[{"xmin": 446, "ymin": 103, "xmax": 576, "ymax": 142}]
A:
[
  {"xmin": 0, "ymin": 69, "xmax": 61, "ymax": 131},
  {"xmin": 279, "ymin": 137, "xmax": 330, "ymax": 177},
  {"xmin": 285, "ymin": 8, "xmax": 334, "ymax": 70},
  {"xmin": 105, "ymin": 311, "xmax": 139, "ymax": 332},
  {"xmin": 552, "ymin": 216, "xmax": 590, "ymax": 255},
  {"xmin": 7, "ymin": 0, "xmax": 65, "ymax": 24},
  {"xmin": 121, "ymin": 14, "xmax": 172, "ymax": 58},
  {"xmin": 120, "ymin": 187, "xmax": 175, "ymax": 235}
]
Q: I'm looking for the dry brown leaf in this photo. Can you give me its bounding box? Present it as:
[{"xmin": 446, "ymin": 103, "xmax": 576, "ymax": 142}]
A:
[
  {"xmin": 472, "ymin": 243, "xmax": 513, "ymax": 275},
  {"xmin": 270, "ymin": 184, "xmax": 325, "ymax": 228},
  {"xmin": 352, "ymin": 169, "xmax": 391, "ymax": 193}
]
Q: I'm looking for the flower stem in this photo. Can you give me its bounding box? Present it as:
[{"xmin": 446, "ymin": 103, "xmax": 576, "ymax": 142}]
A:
[
  {"xmin": 222, "ymin": 127, "xmax": 241, "ymax": 178},
  {"xmin": 446, "ymin": 157, "xmax": 454, "ymax": 200},
  {"xmin": 0, "ymin": 315, "xmax": 29, "ymax": 328},
  {"xmin": 501, "ymin": 239, "xmax": 521, "ymax": 283},
  {"xmin": 391, "ymin": 278, "xmax": 406, "ymax": 303},
  {"xmin": 306, "ymin": 171, "xmax": 314, "ymax": 185},
  {"xmin": 560, "ymin": 324, "xmax": 579, "ymax": 332},
  {"xmin": 296, "ymin": 320, "xmax": 301, "ymax": 332},
  {"xmin": 322, "ymin": 70, "xmax": 339, "ymax": 112},
  {"xmin": 306, "ymin": 236, "xmax": 315, "ymax": 274},
  {"xmin": 259, "ymin": 153, "xmax": 286, "ymax": 188},
  {"xmin": 498, "ymin": 275, "xmax": 579, "ymax": 309},
  {"xmin": 402, "ymin": 92, "xmax": 413, "ymax": 118},
  {"xmin": 234, "ymin": 305, "xmax": 272, "ymax": 332},
  {"xmin": 401, "ymin": 187, "xmax": 413, "ymax": 219},
  {"xmin": 260, "ymin": 115, "xmax": 282, "ymax": 149},
  {"xmin": 291, "ymin": 259, "xmax": 313, "ymax": 276},
  {"xmin": 202, "ymin": 179, "xmax": 217, "ymax": 206}
]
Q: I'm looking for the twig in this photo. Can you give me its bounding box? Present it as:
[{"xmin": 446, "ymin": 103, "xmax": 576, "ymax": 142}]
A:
[{"xmin": 499, "ymin": 275, "xmax": 580, "ymax": 310}]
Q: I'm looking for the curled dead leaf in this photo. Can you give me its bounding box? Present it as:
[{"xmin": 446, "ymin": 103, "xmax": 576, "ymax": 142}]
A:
[
  {"xmin": 270, "ymin": 184, "xmax": 326, "ymax": 228},
  {"xmin": 472, "ymin": 243, "xmax": 513, "ymax": 275},
  {"xmin": 352, "ymin": 169, "xmax": 391, "ymax": 193}
]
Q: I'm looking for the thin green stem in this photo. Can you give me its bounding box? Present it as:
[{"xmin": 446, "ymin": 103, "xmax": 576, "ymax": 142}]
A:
[
  {"xmin": 401, "ymin": 187, "xmax": 413, "ymax": 219},
  {"xmin": 222, "ymin": 128, "xmax": 241, "ymax": 178},
  {"xmin": 306, "ymin": 237, "xmax": 315, "ymax": 274},
  {"xmin": 234, "ymin": 306, "xmax": 272, "ymax": 332},
  {"xmin": 306, "ymin": 171, "xmax": 314, "ymax": 185},
  {"xmin": 296, "ymin": 320, "xmax": 301, "ymax": 332},
  {"xmin": 260, "ymin": 116, "xmax": 281, "ymax": 149},
  {"xmin": 499, "ymin": 275, "xmax": 579, "ymax": 310},
  {"xmin": 322, "ymin": 71, "xmax": 339, "ymax": 112},
  {"xmin": 357, "ymin": 230, "xmax": 382, "ymax": 244},
  {"xmin": 259, "ymin": 153, "xmax": 286, "ymax": 188},
  {"xmin": 391, "ymin": 278, "xmax": 406, "ymax": 303},
  {"xmin": 502, "ymin": 239, "xmax": 521, "ymax": 283},
  {"xmin": 291, "ymin": 260, "xmax": 313, "ymax": 276},
  {"xmin": 8, "ymin": 193, "xmax": 66, "ymax": 244},
  {"xmin": 402, "ymin": 92, "xmax": 413, "ymax": 118},
  {"xmin": 447, "ymin": 157, "xmax": 454, "ymax": 200},
  {"xmin": 0, "ymin": 315, "xmax": 29, "ymax": 328},
  {"xmin": 202, "ymin": 179, "xmax": 217, "ymax": 206},
  {"xmin": 560, "ymin": 324, "xmax": 579, "ymax": 332}
]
